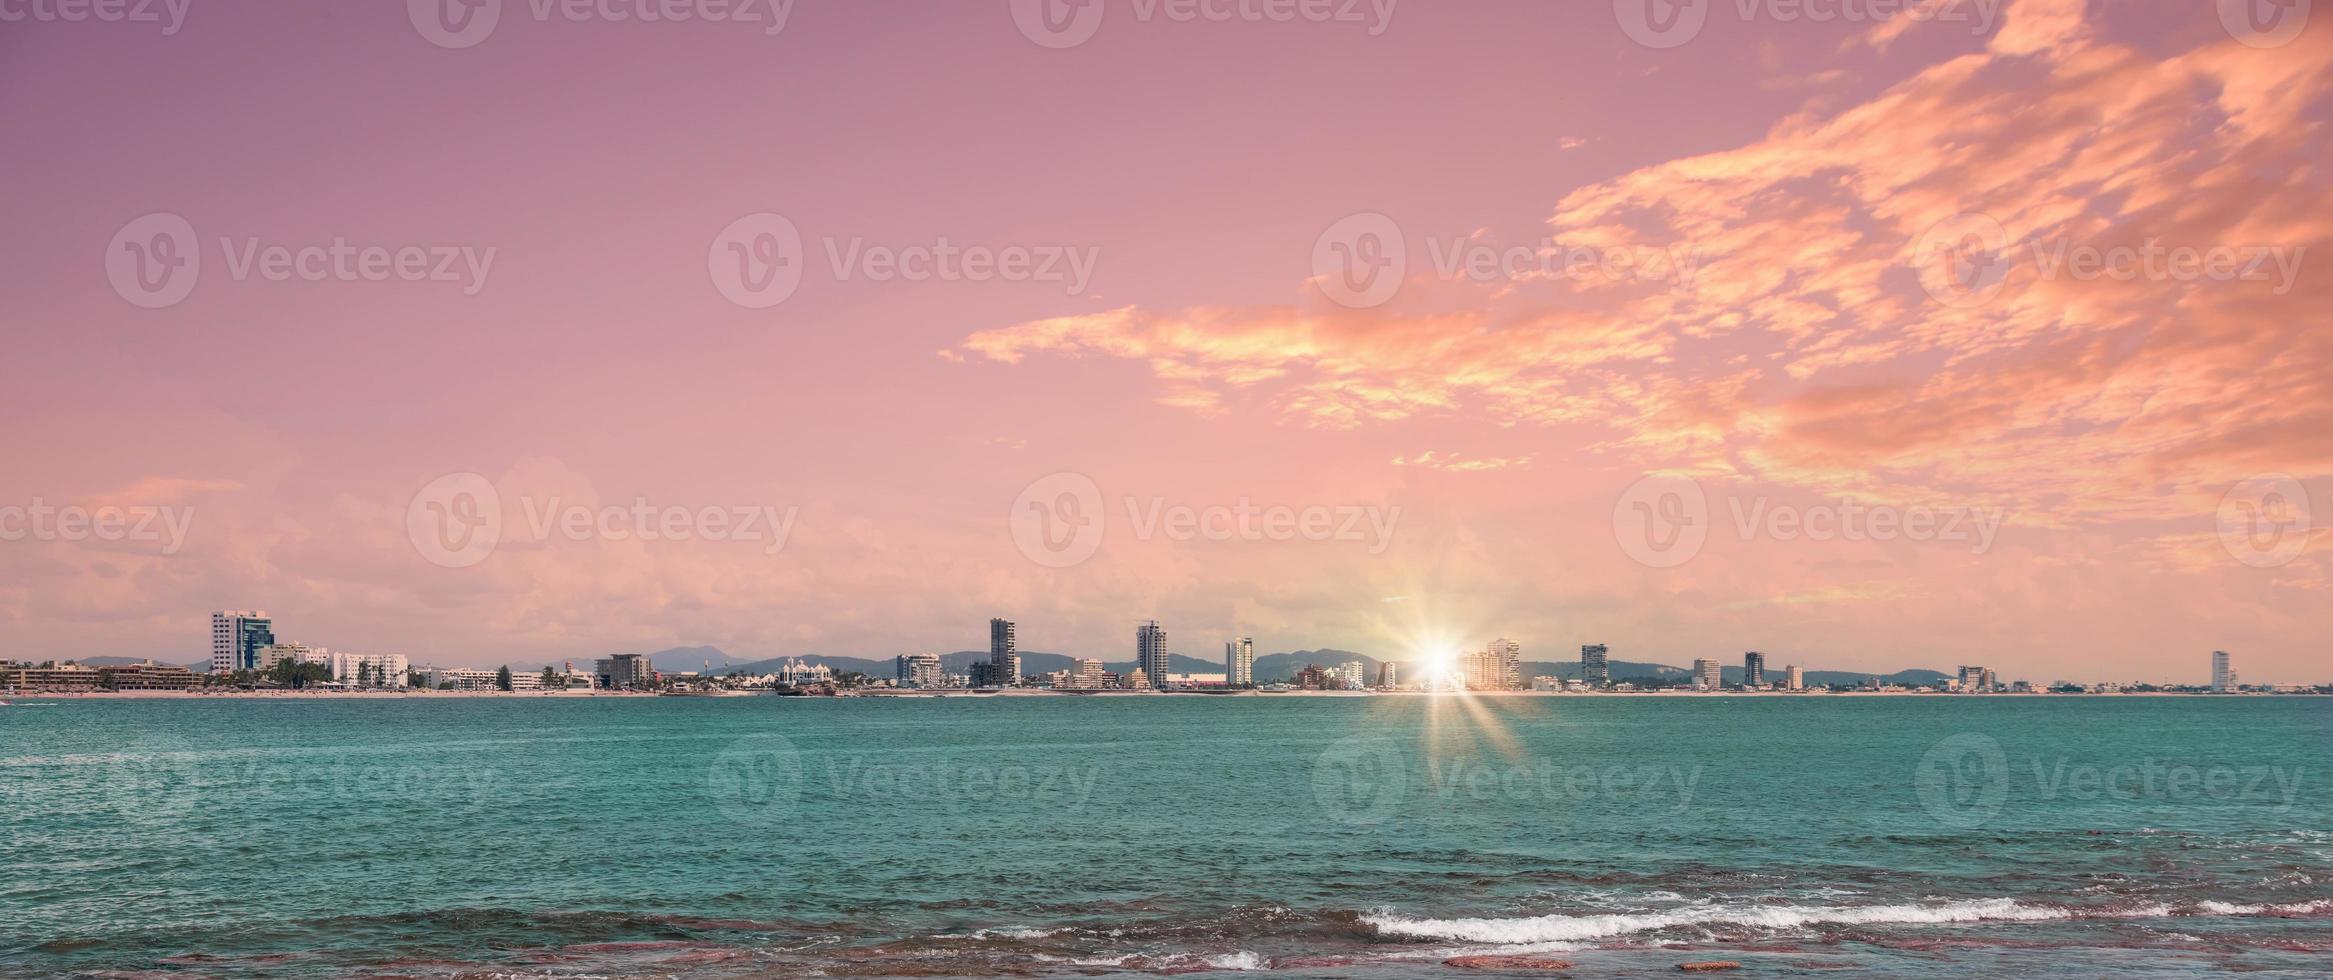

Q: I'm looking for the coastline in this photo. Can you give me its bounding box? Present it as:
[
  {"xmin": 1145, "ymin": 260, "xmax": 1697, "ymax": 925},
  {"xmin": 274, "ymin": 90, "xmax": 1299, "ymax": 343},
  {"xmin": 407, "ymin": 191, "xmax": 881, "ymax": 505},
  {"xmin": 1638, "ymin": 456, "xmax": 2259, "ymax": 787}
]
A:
[{"xmin": 8, "ymin": 688, "xmax": 2317, "ymax": 700}]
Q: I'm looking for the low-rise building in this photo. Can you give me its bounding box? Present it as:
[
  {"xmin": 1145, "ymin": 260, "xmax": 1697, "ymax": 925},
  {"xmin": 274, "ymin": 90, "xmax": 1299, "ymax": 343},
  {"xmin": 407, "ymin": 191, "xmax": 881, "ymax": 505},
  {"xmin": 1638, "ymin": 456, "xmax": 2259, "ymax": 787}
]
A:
[{"xmin": 99, "ymin": 661, "xmax": 200, "ymax": 691}]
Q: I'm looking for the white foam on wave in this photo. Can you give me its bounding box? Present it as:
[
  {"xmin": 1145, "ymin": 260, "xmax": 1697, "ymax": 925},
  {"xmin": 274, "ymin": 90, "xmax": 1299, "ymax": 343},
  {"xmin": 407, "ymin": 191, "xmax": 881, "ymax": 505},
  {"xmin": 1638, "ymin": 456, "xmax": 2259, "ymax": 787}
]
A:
[
  {"xmin": 2193, "ymin": 900, "xmax": 2333, "ymax": 916},
  {"xmin": 1369, "ymin": 898, "xmax": 2082, "ymax": 945},
  {"xmin": 1205, "ymin": 951, "xmax": 1266, "ymax": 970}
]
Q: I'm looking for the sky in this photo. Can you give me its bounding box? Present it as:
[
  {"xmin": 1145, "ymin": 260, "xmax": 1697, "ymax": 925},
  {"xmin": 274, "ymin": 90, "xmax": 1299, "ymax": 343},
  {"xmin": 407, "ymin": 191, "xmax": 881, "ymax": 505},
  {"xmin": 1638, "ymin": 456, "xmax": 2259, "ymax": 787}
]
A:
[{"xmin": 1, "ymin": 0, "xmax": 2327, "ymax": 684}]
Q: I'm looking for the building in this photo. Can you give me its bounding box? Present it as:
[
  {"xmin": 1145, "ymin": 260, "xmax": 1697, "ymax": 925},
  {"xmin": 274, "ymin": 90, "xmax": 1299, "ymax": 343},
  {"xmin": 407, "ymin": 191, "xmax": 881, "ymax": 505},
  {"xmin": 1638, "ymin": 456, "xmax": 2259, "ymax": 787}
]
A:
[
  {"xmin": 1137, "ymin": 621, "xmax": 1170, "ymax": 690},
  {"xmin": 1334, "ymin": 660, "xmax": 1367, "ymax": 689},
  {"xmin": 1958, "ymin": 665, "xmax": 1988, "ymax": 693},
  {"xmin": 1, "ymin": 661, "xmax": 103, "ymax": 692},
  {"xmin": 98, "ymin": 660, "xmax": 200, "ymax": 691},
  {"xmin": 1063, "ymin": 657, "xmax": 1106, "ymax": 689},
  {"xmin": 2212, "ymin": 650, "xmax": 2237, "ymax": 693},
  {"xmin": 1294, "ymin": 663, "xmax": 1333, "ymax": 690},
  {"xmin": 257, "ymin": 642, "xmax": 325, "ymax": 673},
  {"xmin": 1743, "ymin": 652, "xmax": 1766, "ymax": 689},
  {"xmin": 1531, "ymin": 675, "xmax": 1561, "ymax": 692},
  {"xmin": 426, "ymin": 667, "xmax": 499, "ymax": 691},
  {"xmin": 595, "ymin": 653, "xmax": 654, "ymax": 690},
  {"xmin": 1488, "ymin": 638, "xmax": 1522, "ymax": 691},
  {"xmin": 989, "ymin": 618, "xmax": 1020, "ymax": 687},
  {"xmin": 1581, "ymin": 644, "xmax": 1610, "ymax": 688},
  {"xmin": 326, "ymin": 651, "xmax": 409, "ymax": 687},
  {"xmin": 1784, "ymin": 664, "xmax": 1805, "ymax": 691},
  {"xmin": 1226, "ymin": 637, "xmax": 1255, "ymax": 686},
  {"xmin": 210, "ymin": 610, "xmax": 275, "ymax": 675},
  {"xmin": 1458, "ymin": 650, "xmax": 1499, "ymax": 690},
  {"xmin": 1376, "ymin": 661, "xmax": 1397, "ymax": 689},
  {"xmin": 896, "ymin": 652, "xmax": 943, "ymax": 688},
  {"xmin": 1693, "ymin": 658, "xmax": 1721, "ymax": 691},
  {"xmin": 1165, "ymin": 673, "xmax": 1228, "ymax": 687}
]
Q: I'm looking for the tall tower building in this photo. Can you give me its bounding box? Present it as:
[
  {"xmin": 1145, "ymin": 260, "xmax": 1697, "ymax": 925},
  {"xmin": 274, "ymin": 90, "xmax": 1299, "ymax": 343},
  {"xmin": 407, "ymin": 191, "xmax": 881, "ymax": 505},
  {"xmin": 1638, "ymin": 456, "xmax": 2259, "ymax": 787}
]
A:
[
  {"xmin": 1137, "ymin": 621, "xmax": 1169, "ymax": 690},
  {"xmin": 1488, "ymin": 638, "xmax": 1522, "ymax": 691},
  {"xmin": 1743, "ymin": 652, "xmax": 1766, "ymax": 688},
  {"xmin": 1693, "ymin": 658, "xmax": 1721, "ymax": 691},
  {"xmin": 2212, "ymin": 650, "xmax": 2237, "ymax": 693},
  {"xmin": 210, "ymin": 611, "xmax": 274, "ymax": 675},
  {"xmin": 1580, "ymin": 644, "xmax": 1610, "ymax": 687},
  {"xmin": 989, "ymin": 618, "xmax": 1020, "ymax": 687},
  {"xmin": 1225, "ymin": 637, "xmax": 1254, "ymax": 686},
  {"xmin": 1784, "ymin": 664, "xmax": 1805, "ymax": 691}
]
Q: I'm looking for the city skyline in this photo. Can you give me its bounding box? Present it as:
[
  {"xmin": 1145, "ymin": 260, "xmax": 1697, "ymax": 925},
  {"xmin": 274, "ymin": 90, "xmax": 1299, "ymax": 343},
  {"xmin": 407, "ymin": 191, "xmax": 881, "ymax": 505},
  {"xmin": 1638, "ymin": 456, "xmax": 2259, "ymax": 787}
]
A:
[{"xmin": 5, "ymin": 0, "xmax": 2327, "ymax": 686}]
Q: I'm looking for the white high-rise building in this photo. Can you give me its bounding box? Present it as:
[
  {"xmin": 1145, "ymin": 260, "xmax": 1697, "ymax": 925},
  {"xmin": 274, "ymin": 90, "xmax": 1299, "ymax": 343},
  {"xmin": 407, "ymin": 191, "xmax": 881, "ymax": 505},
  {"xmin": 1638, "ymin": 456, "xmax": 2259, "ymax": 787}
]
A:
[
  {"xmin": 328, "ymin": 651, "xmax": 409, "ymax": 687},
  {"xmin": 1488, "ymin": 638, "xmax": 1522, "ymax": 691},
  {"xmin": 896, "ymin": 652, "xmax": 943, "ymax": 688},
  {"xmin": 210, "ymin": 610, "xmax": 274, "ymax": 675},
  {"xmin": 1335, "ymin": 660, "xmax": 1367, "ymax": 689},
  {"xmin": 1065, "ymin": 657, "xmax": 1106, "ymax": 689},
  {"xmin": 257, "ymin": 642, "xmax": 324, "ymax": 673},
  {"xmin": 1136, "ymin": 621, "xmax": 1170, "ymax": 689},
  {"xmin": 1693, "ymin": 658, "xmax": 1721, "ymax": 691},
  {"xmin": 1226, "ymin": 637, "xmax": 1254, "ymax": 686},
  {"xmin": 1784, "ymin": 664, "xmax": 1805, "ymax": 691},
  {"xmin": 2212, "ymin": 650, "xmax": 2237, "ymax": 693}
]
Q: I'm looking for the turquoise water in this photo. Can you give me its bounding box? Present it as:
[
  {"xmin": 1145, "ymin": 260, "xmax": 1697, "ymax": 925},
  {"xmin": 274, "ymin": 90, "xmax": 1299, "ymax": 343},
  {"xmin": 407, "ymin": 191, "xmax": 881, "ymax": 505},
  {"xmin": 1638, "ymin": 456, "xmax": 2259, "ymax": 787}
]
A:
[{"xmin": 2, "ymin": 695, "xmax": 2328, "ymax": 977}]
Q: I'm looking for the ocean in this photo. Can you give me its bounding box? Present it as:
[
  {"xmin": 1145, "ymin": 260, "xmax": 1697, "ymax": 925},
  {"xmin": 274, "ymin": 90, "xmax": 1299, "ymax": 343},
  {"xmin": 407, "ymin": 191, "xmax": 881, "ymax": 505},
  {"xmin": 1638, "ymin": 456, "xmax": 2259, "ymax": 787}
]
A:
[{"xmin": 2, "ymin": 694, "xmax": 2327, "ymax": 977}]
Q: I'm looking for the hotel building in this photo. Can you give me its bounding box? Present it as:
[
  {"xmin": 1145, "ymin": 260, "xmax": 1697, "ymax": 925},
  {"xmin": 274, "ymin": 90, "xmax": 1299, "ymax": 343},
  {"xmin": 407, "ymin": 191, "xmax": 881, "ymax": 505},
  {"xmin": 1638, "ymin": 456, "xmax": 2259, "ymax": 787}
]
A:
[
  {"xmin": 988, "ymin": 618, "xmax": 1020, "ymax": 687},
  {"xmin": 210, "ymin": 610, "xmax": 275, "ymax": 675},
  {"xmin": 1488, "ymin": 638, "xmax": 1522, "ymax": 690},
  {"xmin": 1743, "ymin": 652, "xmax": 1766, "ymax": 688},
  {"xmin": 1693, "ymin": 659, "xmax": 1721, "ymax": 691},
  {"xmin": 1137, "ymin": 620, "xmax": 1170, "ymax": 689},
  {"xmin": 1065, "ymin": 657, "xmax": 1106, "ymax": 689},
  {"xmin": 1580, "ymin": 644, "xmax": 1610, "ymax": 687},
  {"xmin": 896, "ymin": 651, "xmax": 943, "ymax": 688},
  {"xmin": 2212, "ymin": 651, "xmax": 2237, "ymax": 692},
  {"xmin": 1784, "ymin": 664, "xmax": 1805, "ymax": 691},
  {"xmin": 1226, "ymin": 637, "xmax": 1254, "ymax": 686}
]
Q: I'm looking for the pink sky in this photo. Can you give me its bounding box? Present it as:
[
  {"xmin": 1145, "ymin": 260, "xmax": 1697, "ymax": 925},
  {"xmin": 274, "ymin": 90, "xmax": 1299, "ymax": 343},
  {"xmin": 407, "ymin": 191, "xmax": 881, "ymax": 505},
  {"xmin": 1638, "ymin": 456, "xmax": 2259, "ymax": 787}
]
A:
[{"xmin": 2, "ymin": 0, "xmax": 2327, "ymax": 683}]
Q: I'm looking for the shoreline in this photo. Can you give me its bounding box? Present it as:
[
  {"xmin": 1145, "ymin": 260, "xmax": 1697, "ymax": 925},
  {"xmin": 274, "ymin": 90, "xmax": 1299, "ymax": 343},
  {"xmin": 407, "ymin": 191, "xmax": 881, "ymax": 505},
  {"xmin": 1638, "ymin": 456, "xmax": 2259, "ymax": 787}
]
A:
[{"xmin": 6, "ymin": 688, "xmax": 2319, "ymax": 700}]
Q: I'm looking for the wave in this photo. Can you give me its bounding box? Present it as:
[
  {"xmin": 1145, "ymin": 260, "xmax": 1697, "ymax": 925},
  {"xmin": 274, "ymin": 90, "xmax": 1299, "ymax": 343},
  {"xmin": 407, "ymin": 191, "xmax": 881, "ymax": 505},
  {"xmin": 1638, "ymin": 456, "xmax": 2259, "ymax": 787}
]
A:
[{"xmin": 1365, "ymin": 897, "xmax": 2333, "ymax": 945}]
